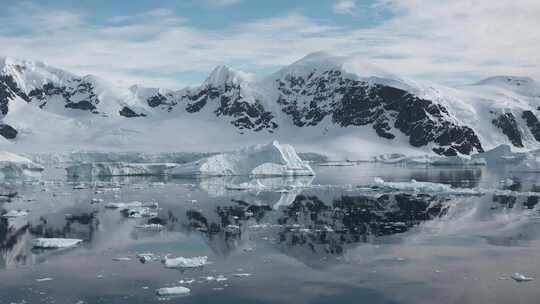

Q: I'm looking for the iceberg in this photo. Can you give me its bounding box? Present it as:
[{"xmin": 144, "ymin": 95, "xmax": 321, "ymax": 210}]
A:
[
  {"xmin": 512, "ymin": 158, "xmax": 540, "ymax": 172},
  {"xmin": 156, "ymin": 286, "xmax": 191, "ymax": 297},
  {"xmin": 66, "ymin": 162, "xmax": 178, "ymax": 177},
  {"xmin": 31, "ymin": 238, "xmax": 83, "ymax": 249},
  {"xmin": 472, "ymin": 145, "xmax": 529, "ymax": 165},
  {"xmin": 511, "ymin": 272, "xmax": 535, "ymax": 282},
  {"xmin": 168, "ymin": 141, "xmax": 314, "ymax": 177},
  {"xmin": 2, "ymin": 210, "xmax": 29, "ymax": 218},
  {"xmin": 0, "ymin": 151, "xmax": 44, "ymax": 179},
  {"xmin": 371, "ymin": 177, "xmax": 453, "ymax": 192},
  {"xmin": 162, "ymin": 256, "xmax": 208, "ymax": 269}
]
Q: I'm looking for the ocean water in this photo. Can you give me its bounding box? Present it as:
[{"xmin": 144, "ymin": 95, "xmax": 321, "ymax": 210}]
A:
[{"xmin": 0, "ymin": 163, "xmax": 539, "ymax": 304}]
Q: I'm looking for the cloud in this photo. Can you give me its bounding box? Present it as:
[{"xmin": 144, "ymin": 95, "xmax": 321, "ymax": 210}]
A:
[
  {"xmin": 0, "ymin": 1, "xmax": 538, "ymax": 88},
  {"xmin": 333, "ymin": 0, "xmax": 357, "ymax": 15}
]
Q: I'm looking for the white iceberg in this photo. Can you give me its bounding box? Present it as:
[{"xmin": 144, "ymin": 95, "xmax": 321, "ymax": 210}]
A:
[
  {"xmin": 373, "ymin": 153, "xmax": 486, "ymax": 166},
  {"xmin": 371, "ymin": 177, "xmax": 453, "ymax": 192},
  {"xmin": 104, "ymin": 201, "xmax": 158, "ymax": 209},
  {"xmin": 163, "ymin": 256, "xmax": 208, "ymax": 269},
  {"xmin": 66, "ymin": 162, "xmax": 178, "ymax": 177},
  {"xmin": 0, "ymin": 151, "xmax": 44, "ymax": 179},
  {"xmin": 156, "ymin": 286, "xmax": 191, "ymax": 297},
  {"xmin": 472, "ymin": 145, "xmax": 529, "ymax": 165},
  {"xmin": 2, "ymin": 210, "xmax": 29, "ymax": 218},
  {"xmin": 511, "ymin": 272, "xmax": 535, "ymax": 282},
  {"xmin": 512, "ymin": 158, "xmax": 540, "ymax": 172},
  {"xmin": 32, "ymin": 238, "xmax": 83, "ymax": 249},
  {"xmin": 168, "ymin": 141, "xmax": 314, "ymax": 177}
]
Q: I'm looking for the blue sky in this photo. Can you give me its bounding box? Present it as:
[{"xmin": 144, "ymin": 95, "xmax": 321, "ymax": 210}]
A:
[{"xmin": 0, "ymin": 0, "xmax": 537, "ymax": 88}]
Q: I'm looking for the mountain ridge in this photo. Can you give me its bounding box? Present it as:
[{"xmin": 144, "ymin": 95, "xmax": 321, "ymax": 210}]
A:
[{"xmin": 0, "ymin": 53, "xmax": 539, "ymax": 158}]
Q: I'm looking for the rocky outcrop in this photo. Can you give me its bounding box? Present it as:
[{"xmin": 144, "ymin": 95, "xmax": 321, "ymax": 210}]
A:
[
  {"xmin": 119, "ymin": 106, "xmax": 146, "ymax": 118},
  {"xmin": 0, "ymin": 124, "xmax": 17, "ymax": 139},
  {"xmin": 491, "ymin": 112, "xmax": 523, "ymax": 147},
  {"xmin": 522, "ymin": 110, "xmax": 540, "ymax": 142}
]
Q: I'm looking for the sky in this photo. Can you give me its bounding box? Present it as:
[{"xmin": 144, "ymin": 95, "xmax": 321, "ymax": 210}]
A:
[{"xmin": 0, "ymin": 0, "xmax": 538, "ymax": 88}]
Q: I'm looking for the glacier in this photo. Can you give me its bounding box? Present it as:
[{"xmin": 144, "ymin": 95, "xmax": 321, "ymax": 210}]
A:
[
  {"xmin": 0, "ymin": 151, "xmax": 44, "ymax": 179},
  {"xmin": 65, "ymin": 162, "xmax": 178, "ymax": 177},
  {"xmin": 168, "ymin": 141, "xmax": 315, "ymax": 177}
]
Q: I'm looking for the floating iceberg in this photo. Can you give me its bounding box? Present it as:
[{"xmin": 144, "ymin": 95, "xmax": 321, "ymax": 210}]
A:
[
  {"xmin": 104, "ymin": 201, "xmax": 158, "ymax": 209},
  {"xmin": 0, "ymin": 151, "xmax": 44, "ymax": 179},
  {"xmin": 66, "ymin": 162, "xmax": 178, "ymax": 177},
  {"xmin": 2, "ymin": 210, "xmax": 29, "ymax": 218},
  {"xmin": 156, "ymin": 286, "xmax": 191, "ymax": 297},
  {"xmin": 472, "ymin": 145, "xmax": 529, "ymax": 165},
  {"xmin": 511, "ymin": 272, "xmax": 535, "ymax": 282},
  {"xmin": 163, "ymin": 256, "xmax": 208, "ymax": 269},
  {"xmin": 32, "ymin": 238, "xmax": 83, "ymax": 249},
  {"xmin": 168, "ymin": 141, "xmax": 314, "ymax": 177},
  {"xmin": 512, "ymin": 158, "xmax": 540, "ymax": 172},
  {"xmin": 371, "ymin": 177, "xmax": 453, "ymax": 192}
]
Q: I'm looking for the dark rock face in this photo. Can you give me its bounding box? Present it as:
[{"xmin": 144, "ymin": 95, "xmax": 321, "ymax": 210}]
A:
[
  {"xmin": 185, "ymin": 83, "xmax": 278, "ymax": 132},
  {"xmin": 28, "ymin": 78, "xmax": 100, "ymax": 113},
  {"xmin": 119, "ymin": 106, "xmax": 146, "ymax": 118},
  {"xmin": 146, "ymin": 93, "xmax": 177, "ymax": 111},
  {"xmin": 522, "ymin": 110, "xmax": 540, "ymax": 142},
  {"xmin": 0, "ymin": 75, "xmax": 30, "ymax": 116},
  {"xmin": 0, "ymin": 124, "xmax": 17, "ymax": 139},
  {"xmin": 492, "ymin": 112, "xmax": 523, "ymax": 147},
  {"xmin": 277, "ymin": 70, "xmax": 483, "ymax": 155}
]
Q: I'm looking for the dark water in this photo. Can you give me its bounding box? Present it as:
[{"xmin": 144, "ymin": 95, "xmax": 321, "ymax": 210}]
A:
[{"xmin": 1, "ymin": 163, "xmax": 540, "ymax": 304}]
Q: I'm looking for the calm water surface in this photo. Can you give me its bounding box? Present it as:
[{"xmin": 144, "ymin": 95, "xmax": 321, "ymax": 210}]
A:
[{"xmin": 0, "ymin": 163, "xmax": 539, "ymax": 304}]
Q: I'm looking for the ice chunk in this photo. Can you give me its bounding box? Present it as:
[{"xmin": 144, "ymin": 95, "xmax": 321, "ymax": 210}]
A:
[
  {"xmin": 135, "ymin": 223, "xmax": 165, "ymax": 230},
  {"xmin": 35, "ymin": 277, "xmax": 54, "ymax": 282},
  {"xmin": 168, "ymin": 141, "xmax": 314, "ymax": 177},
  {"xmin": 123, "ymin": 207, "xmax": 158, "ymax": 218},
  {"xmin": 371, "ymin": 177, "xmax": 453, "ymax": 192},
  {"xmin": 156, "ymin": 286, "xmax": 191, "ymax": 297},
  {"xmin": 0, "ymin": 151, "xmax": 44, "ymax": 179},
  {"xmin": 512, "ymin": 158, "xmax": 540, "ymax": 172},
  {"xmin": 2, "ymin": 210, "xmax": 29, "ymax": 218},
  {"xmin": 511, "ymin": 272, "xmax": 534, "ymax": 282},
  {"xmin": 112, "ymin": 257, "xmax": 132, "ymax": 261},
  {"xmin": 32, "ymin": 238, "xmax": 82, "ymax": 249},
  {"xmin": 137, "ymin": 253, "xmax": 160, "ymax": 263},
  {"xmin": 163, "ymin": 256, "xmax": 208, "ymax": 269},
  {"xmin": 472, "ymin": 145, "xmax": 528, "ymax": 165},
  {"xmin": 104, "ymin": 201, "xmax": 158, "ymax": 209},
  {"xmin": 66, "ymin": 162, "xmax": 178, "ymax": 177}
]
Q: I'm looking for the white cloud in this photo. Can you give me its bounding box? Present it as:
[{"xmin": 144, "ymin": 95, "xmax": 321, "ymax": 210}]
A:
[
  {"xmin": 333, "ymin": 0, "xmax": 357, "ymax": 15},
  {"xmin": 0, "ymin": 1, "xmax": 538, "ymax": 88}
]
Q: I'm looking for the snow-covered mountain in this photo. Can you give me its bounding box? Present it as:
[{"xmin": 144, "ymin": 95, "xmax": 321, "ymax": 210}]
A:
[{"xmin": 1, "ymin": 53, "xmax": 539, "ymax": 158}]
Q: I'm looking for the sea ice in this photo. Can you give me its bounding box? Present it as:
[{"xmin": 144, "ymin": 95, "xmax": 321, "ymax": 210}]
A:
[
  {"xmin": 163, "ymin": 256, "xmax": 208, "ymax": 269},
  {"xmin": 168, "ymin": 141, "xmax": 314, "ymax": 177},
  {"xmin": 511, "ymin": 272, "xmax": 535, "ymax": 282},
  {"xmin": 156, "ymin": 286, "xmax": 191, "ymax": 297},
  {"xmin": 32, "ymin": 238, "xmax": 83, "ymax": 249}
]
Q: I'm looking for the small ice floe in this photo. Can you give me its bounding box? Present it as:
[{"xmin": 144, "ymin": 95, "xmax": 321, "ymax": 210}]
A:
[
  {"xmin": 32, "ymin": 238, "xmax": 83, "ymax": 249},
  {"xmin": 73, "ymin": 184, "xmax": 88, "ymax": 190},
  {"xmin": 123, "ymin": 207, "xmax": 158, "ymax": 218},
  {"xmin": 179, "ymin": 279, "xmax": 195, "ymax": 284},
  {"xmin": 163, "ymin": 256, "xmax": 208, "ymax": 269},
  {"xmin": 511, "ymin": 272, "xmax": 535, "ymax": 282},
  {"xmin": 156, "ymin": 286, "xmax": 191, "ymax": 297},
  {"xmin": 137, "ymin": 253, "xmax": 161, "ymax": 263},
  {"xmin": 216, "ymin": 275, "xmax": 228, "ymax": 282},
  {"xmin": 112, "ymin": 257, "xmax": 132, "ymax": 261},
  {"xmin": 232, "ymin": 273, "xmax": 252, "ymax": 278},
  {"xmin": 369, "ymin": 177, "xmax": 481, "ymax": 195},
  {"xmin": 105, "ymin": 201, "xmax": 158, "ymax": 209},
  {"xmin": 135, "ymin": 223, "xmax": 165, "ymax": 230},
  {"xmin": 96, "ymin": 274, "xmax": 104, "ymax": 279},
  {"xmin": 35, "ymin": 277, "xmax": 53, "ymax": 282},
  {"xmin": 2, "ymin": 210, "xmax": 29, "ymax": 218},
  {"xmin": 90, "ymin": 198, "xmax": 104, "ymax": 204}
]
